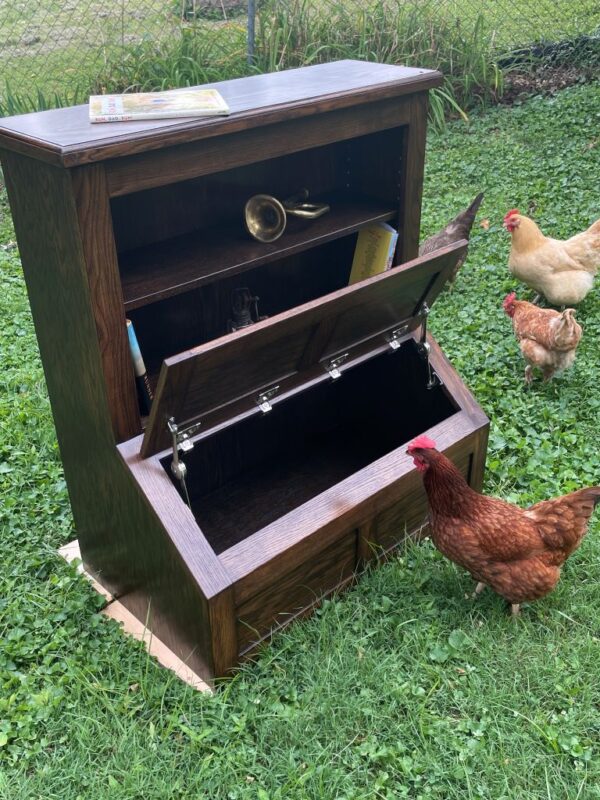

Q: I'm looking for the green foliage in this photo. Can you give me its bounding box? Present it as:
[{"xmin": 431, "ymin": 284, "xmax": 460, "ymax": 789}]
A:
[
  {"xmin": 0, "ymin": 83, "xmax": 87, "ymax": 118},
  {"xmin": 1, "ymin": 84, "xmax": 600, "ymax": 798},
  {"xmin": 84, "ymin": 2, "xmax": 505, "ymax": 128},
  {"xmin": 175, "ymin": 0, "xmax": 248, "ymax": 22},
  {"xmin": 254, "ymin": 1, "xmax": 505, "ymax": 125},
  {"xmin": 501, "ymin": 27, "xmax": 600, "ymax": 74},
  {"xmin": 91, "ymin": 26, "xmax": 254, "ymax": 94}
]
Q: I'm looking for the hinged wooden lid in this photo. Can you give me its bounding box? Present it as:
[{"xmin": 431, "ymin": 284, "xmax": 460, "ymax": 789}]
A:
[{"xmin": 142, "ymin": 240, "xmax": 467, "ymax": 457}]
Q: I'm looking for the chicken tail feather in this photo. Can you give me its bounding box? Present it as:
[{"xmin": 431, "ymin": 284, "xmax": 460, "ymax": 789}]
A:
[
  {"xmin": 587, "ymin": 217, "xmax": 600, "ymax": 236},
  {"xmin": 553, "ymin": 308, "xmax": 583, "ymax": 350},
  {"xmin": 526, "ymin": 486, "xmax": 600, "ymax": 556},
  {"xmin": 466, "ymin": 192, "xmax": 485, "ymax": 219}
]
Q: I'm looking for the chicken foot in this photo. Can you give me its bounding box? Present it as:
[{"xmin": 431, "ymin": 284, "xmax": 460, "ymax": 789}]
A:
[
  {"xmin": 471, "ymin": 581, "xmax": 486, "ymax": 598},
  {"xmin": 511, "ymin": 604, "xmax": 520, "ymax": 617}
]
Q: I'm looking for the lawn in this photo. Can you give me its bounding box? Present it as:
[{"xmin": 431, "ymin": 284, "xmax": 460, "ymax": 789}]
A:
[{"xmin": 0, "ymin": 82, "xmax": 599, "ymax": 798}]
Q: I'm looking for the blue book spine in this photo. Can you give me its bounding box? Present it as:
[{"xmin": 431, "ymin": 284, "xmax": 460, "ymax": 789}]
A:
[{"xmin": 126, "ymin": 319, "xmax": 153, "ymax": 415}]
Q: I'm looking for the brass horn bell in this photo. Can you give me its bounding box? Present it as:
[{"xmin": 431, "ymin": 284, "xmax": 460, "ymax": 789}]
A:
[{"xmin": 244, "ymin": 189, "xmax": 330, "ymax": 243}]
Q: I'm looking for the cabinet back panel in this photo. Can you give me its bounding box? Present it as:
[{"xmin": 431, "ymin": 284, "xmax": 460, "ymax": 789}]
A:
[
  {"xmin": 162, "ymin": 341, "xmax": 457, "ymax": 554},
  {"xmin": 111, "ymin": 129, "xmax": 404, "ymax": 253}
]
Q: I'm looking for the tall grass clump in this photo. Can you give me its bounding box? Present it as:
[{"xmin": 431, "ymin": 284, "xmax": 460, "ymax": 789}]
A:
[
  {"xmin": 0, "ymin": 84, "xmax": 88, "ymax": 118},
  {"xmin": 91, "ymin": 24, "xmax": 253, "ymax": 94},
  {"xmin": 255, "ymin": 0, "xmax": 504, "ymax": 125}
]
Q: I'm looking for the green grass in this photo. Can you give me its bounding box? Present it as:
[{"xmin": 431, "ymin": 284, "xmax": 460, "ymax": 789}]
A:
[{"xmin": 1, "ymin": 83, "xmax": 600, "ymax": 798}]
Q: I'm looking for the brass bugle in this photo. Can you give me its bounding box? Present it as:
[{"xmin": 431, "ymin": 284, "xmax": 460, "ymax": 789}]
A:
[{"xmin": 244, "ymin": 188, "xmax": 330, "ymax": 243}]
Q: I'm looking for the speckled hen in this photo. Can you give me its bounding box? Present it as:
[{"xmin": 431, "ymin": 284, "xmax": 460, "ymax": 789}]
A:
[{"xmin": 503, "ymin": 292, "xmax": 582, "ymax": 383}]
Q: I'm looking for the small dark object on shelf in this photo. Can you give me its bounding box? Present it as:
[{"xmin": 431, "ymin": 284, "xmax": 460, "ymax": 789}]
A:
[{"xmin": 227, "ymin": 287, "xmax": 268, "ymax": 332}]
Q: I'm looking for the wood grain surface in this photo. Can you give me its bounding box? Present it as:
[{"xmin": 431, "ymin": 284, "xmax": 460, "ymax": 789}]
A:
[{"xmin": 0, "ymin": 61, "xmax": 442, "ymax": 167}]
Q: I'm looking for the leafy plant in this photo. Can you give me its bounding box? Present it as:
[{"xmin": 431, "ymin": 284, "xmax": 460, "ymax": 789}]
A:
[
  {"xmin": 91, "ymin": 25, "xmax": 254, "ymax": 94},
  {"xmin": 0, "ymin": 83, "xmax": 87, "ymax": 118},
  {"xmin": 254, "ymin": 1, "xmax": 505, "ymax": 125}
]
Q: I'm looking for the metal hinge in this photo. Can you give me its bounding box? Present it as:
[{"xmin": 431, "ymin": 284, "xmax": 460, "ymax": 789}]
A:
[
  {"xmin": 386, "ymin": 324, "xmax": 409, "ymax": 351},
  {"xmin": 326, "ymin": 352, "xmax": 349, "ymax": 380},
  {"xmin": 256, "ymin": 385, "xmax": 280, "ymax": 413}
]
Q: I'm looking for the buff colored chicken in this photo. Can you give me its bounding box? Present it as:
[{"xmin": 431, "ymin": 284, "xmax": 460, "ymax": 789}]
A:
[
  {"xmin": 503, "ymin": 209, "xmax": 600, "ymax": 306},
  {"xmin": 407, "ymin": 435, "xmax": 600, "ymax": 616},
  {"xmin": 503, "ymin": 292, "xmax": 582, "ymax": 383}
]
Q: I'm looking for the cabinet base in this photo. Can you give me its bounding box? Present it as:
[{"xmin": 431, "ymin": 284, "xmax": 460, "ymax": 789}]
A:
[{"xmin": 59, "ymin": 540, "xmax": 212, "ymax": 693}]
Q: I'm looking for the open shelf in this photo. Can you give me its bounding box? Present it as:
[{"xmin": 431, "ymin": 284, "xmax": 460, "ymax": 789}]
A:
[{"xmin": 119, "ymin": 194, "xmax": 396, "ymax": 310}]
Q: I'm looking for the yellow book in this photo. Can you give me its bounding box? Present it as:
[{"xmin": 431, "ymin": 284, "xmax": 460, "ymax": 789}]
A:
[{"xmin": 348, "ymin": 222, "xmax": 398, "ymax": 285}]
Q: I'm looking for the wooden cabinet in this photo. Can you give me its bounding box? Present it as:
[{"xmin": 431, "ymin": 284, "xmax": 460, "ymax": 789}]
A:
[{"xmin": 0, "ymin": 61, "xmax": 489, "ymax": 684}]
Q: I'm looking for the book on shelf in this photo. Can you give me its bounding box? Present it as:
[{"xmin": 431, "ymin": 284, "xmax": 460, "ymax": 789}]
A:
[
  {"xmin": 89, "ymin": 88, "xmax": 230, "ymax": 123},
  {"xmin": 347, "ymin": 222, "xmax": 399, "ymax": 285},
  {"xmin": 126, "ymin": 319, "xmax": 153, "ymax": 416}
]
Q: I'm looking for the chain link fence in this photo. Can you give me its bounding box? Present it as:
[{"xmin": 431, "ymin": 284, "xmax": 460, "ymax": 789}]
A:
[{"xmin": 1, "ymin": 0, "xmax": 599, "ymax": 104}]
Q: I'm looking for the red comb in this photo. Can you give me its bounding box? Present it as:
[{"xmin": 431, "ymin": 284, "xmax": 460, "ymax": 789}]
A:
[
  {"xmin": 503, "ymin": 291, "xmax": 517, "ymax": 305},
  {"xmin": 504, "ymin": 208, "xmax": 520, "ymax": 221},
  {"xmin": 407, "ymin": 435, "xmax": 437, "ymax": 451}
]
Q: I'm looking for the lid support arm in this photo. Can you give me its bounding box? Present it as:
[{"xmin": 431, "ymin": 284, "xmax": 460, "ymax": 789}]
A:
[{"xmin": 415, "ymin": 303, "xmax": 440, "ymax": 390}]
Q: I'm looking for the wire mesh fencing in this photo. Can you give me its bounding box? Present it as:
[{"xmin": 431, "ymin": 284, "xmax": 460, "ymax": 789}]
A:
[{"xmin": 1, "ymin": 0, "xmax": 599, "ymax": 106}]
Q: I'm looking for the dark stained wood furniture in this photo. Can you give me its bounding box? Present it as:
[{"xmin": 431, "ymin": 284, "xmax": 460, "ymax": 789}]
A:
[{"xmin": 0, "ymin": 61, "xmax": 489, "ymax": 684}]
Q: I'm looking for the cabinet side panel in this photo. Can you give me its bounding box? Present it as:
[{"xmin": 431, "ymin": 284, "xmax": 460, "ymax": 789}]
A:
[
  {"xmin": 1, "ymin": 151, "xmax": 119, "ymax": 485},
  {"xmin": 109, "ymin": 456, "xmax": 223, "ymax": 682},
  {"xmin": 71, "ymin": 164, "xmax": 140, "ymax": 442},
  {"xmin": 1, "ymin": 152, "xmax": 217, "ymax": 675}
]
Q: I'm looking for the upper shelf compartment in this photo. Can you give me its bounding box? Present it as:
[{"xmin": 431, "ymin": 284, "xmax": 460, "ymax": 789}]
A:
[
  {"xmin": 113, "ymin": 127, "xmax": 407, "ymax": 310},
  {"xmin": 119, "ymin": 194, "xmax": 396, "ymax": 310}
]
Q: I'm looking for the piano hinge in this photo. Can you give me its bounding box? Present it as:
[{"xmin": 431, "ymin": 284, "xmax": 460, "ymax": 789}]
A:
[
  {"xmin": 256, "ymin": 385, "xmax": 280, "ymax": 413},
  {"xmin": 326, "ymin": 352, "xmax": 349, "ymax": 380}
]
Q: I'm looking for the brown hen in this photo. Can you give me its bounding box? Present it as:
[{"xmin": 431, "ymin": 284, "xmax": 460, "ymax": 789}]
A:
[
  {"xmin": 407, "ymin": 435, "xmax": 600, "ymax": 615},
  {"xmin": 503, "ymin": 292, "xmax": 583, "ymax": 383}
]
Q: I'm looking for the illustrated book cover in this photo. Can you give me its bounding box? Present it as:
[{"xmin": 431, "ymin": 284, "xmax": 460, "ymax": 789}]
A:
[{"xmin": 89, "ymin": 88, "xmax": 230, "ymax": 123}]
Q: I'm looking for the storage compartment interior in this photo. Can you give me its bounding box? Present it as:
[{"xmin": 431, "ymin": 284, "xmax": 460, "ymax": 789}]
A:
[{"xmin": 161, "ymin": 340, "xmax": 458, "ymax": 554}]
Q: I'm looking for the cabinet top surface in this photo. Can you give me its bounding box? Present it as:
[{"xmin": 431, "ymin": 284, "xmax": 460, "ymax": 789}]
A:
[{"xmin": 0, "ymin": 60, "xmax": 441, "ymax": 167}]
